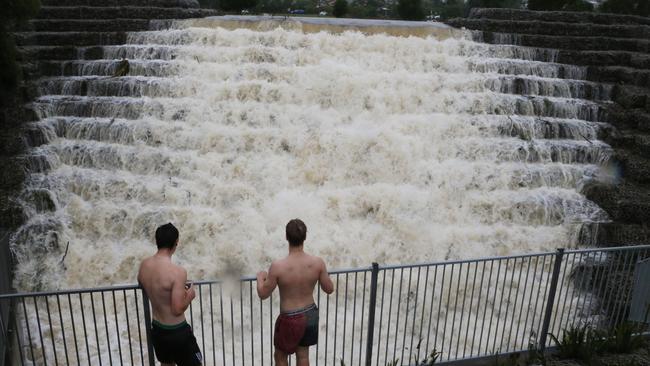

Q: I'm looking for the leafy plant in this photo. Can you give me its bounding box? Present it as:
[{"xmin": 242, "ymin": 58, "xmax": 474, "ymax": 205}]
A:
[
  {"xmin": 418, "ymin": 349, "xmax": 440, "ymax": 366},
  {"xmin": 333, "ymin": 0, "xmax": 348, "ymax": 17},
  {"xmin": 605, "ymin": 322, "xmax": 645, "ymax": 354},
  {"xmin": 548, "ymin": 324, "xmax": 598, "ymax": 362},
  {"xmin": 386, "ymin": 358, "xmax": 400, "ymax": 366}
]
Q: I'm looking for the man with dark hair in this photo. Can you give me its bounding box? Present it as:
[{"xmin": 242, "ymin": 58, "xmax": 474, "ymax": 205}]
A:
[
  {"xmin": 138, "ymin": 223, "xmax": 203, "ymax": 366},
  {"xmin": 256, "ymin": 219, "xmax": 334, "ymax": 366}
]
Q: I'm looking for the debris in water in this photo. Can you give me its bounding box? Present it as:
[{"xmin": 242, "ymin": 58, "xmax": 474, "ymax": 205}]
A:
[{"xmin": 113, "ymin": 58, "xmax": 130, "ymax": 77}]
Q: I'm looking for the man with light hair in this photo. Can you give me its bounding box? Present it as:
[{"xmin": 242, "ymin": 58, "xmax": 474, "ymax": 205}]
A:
[{"xmin": 257, "ymin": 219, "xmax": 334, "ymax": 366}]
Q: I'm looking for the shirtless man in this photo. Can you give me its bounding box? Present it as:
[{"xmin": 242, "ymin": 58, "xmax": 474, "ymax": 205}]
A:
[
  {"xmin": 138, "ymin": 223, "xmax": 203, "ymax": 366},
  {"xmin": 256, "ymin": 219, "xmax": 334, "ymax": 366}
]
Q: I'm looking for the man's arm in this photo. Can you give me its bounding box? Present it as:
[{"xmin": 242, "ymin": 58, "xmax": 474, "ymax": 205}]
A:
[
  {"xmin": 319, "ymin": 258, "xmax": 334, "ymax": 294},
  {"xmin": 170, "ymin": 268, "xmax": 196, "ymax": 316},
  {"xmin": 256, "ymin": 262, "xmax": 278, "ymax": 300}
]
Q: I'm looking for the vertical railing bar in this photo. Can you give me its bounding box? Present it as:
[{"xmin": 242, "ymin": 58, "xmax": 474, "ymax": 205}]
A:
[
  {"xmin": 260, "ymin": 288, "xmax": 264, "ymax": 366},
  {"xmin": 90, "ymin": 293, "xmax": 103, "ymax": 366},
  {"xmin": 133, "ymin": 289, "xmax": 145, "ymax": 366},
  {"xmin": 597, "ymin": 250, "xmax": 618, "ymax": 330},
  {"xmin": 250, "ymin": 281, "xmax": 254, "ymax": 366},
  {"xmin": 609, "ymin": 249, "xmax": 635, "ymax": 329},
  {"xmin": 416, "ymin": 266, "xmax": 430, "ymax": 363},
  {"xmin": 449, "ymin": 263, "xmax": 462, "ymax": 360},
  {"xmin": 11, "ymin": 299, "xmax": 26, "ymax": 366},
  {"xmin": 557, "ymin": 253, "xmax": 578, "ymax": 334},
  {"xmin": 433, "ymin": 265, "xmax": 445, "ymax": 358},
  {"xmin": 189, "ymin": 299, "xmax": 194, "ymax": 328},
  {"xmin": 220, "ymin": 284, "xmax": 226, "ymax": 366},
  {"xmin": 462, "ymin": 261, "xmax": 478, "ymax": 359},
  {"xmin": 441, "ymin": 263, "xmax": 454, "ymax": 361},
  {"xmin": 606, "ymin": 250, "xmax": 629, "ymax": 329},
  {"xmin": 617, "ymin": 249, "xmax": 644, "ymax": 326},
  {"xmin": 33, "ymin": 297, "xmax": 48, "ymax": 366},
  {"xmin": 44, "ymin": 296, "xmax": 59, "ymax": 366},
  {"xmin": 209, "ymin": 284, "xmax": 215, "ymax": 366},
  {"xmin": 111, "ymin": 291, "xmax": 124, "ymax": 366},
  {"xmin": 539, "ymin": 248, "xmax": 564, "ymax": 351},
  {"xmin": 334, "ymin": 273, "xmax": 341, "ymax": 366},
  {"xmin": 351, "ymin": 272, "xmax": 357, "ymax": 366},
  {"xmin": 513, "ymin": 257, "xmax": 532, "ymax": 351},
  {"xmin": 581, "ymin": 251, "xmax": 605, "ymax": 326},
  {"xmin": 122, "ymin": 290, "xmax": 134, "ymax": 366},
  {"xmin": 383, "ymin": 269, "xmax": 396, "ymax": 366},
  {"xmin": 470, "ymin": 261, "xmax": 486, "ymax": 356},
  {"xmin": 325, "ymin": 283, "xmax": 330, "ymax": 366},
  {"xmin": 550, "ymin": 251, "xmax": 571, "ymax": 335},
  {"xmin": 399, "ymin": 268, "xmax": 412, "ymax": 365},
  {"xmin": 140, "ymin": 290, "xmax": 156, "ymax": 366},
  {"xmin": 199, "ymin": 285, "xmax": 206, "ymax": 365},
  {"xmin": 499, "ymin": 258, "xmax": 517, "ymax": 353},
  {"xmin": 564, "ymin": 253, "xmax": 584, "ymax": 331},
  {"xmin": 101, "ymin": 292, "xmax": 113, "ymax": 366},
  {"xmin": 455, "ymin": 263, "xmax": 470, "ymax": 359},
  {"xmin": 21, "ymin": 297, "xmax": 36, "ymax": 364},
  {"xmin": 375, "ymin": 269, "xmax": 387, "ymax": 366},
  {"xmin": 269, "ymin": 293, "xmax": 272, "ymax": 366},
  {"xmin": 79, "ymin": 293, "xmax": 91, "ymax": 366},
  {"xmin": 342, "ymin": 273, "xmax": 349, "ymax": 364},
  {"xmin": 317, "ymin": 282, "xmax": 321, "ymax": 366},
  {"xmin": 568, "ymin": 252, "xmax": 589, "ymax": 330},
  {"xmin": 533, "ymin": 256, "xmax": 549, "ymax": 344},
  {"xmin": 408, "ymin": 267, "xmax": 421, "ymax": 364},
  {"xmin": 486, "ymin": 260, "xmax": 502, "ymax": 355},
  {"xmin": 477, "ymin": 260, "xmax": 494, "ymax": 356},
  {"xmin": 508, "ymin": 258, "xmax": 524, "ymax": 350},
  {"xmin": 230, "ymin": 297, "xmax": 235, "ymax": 366},
  {"xmin": 391, "ymin": 267, "xmax": 404, "ymax": 363},
  {"xmin": 522, "ymin": 256, "xmax": 539, "ymax": 350},
  {"xmin": 240, "ymin": 283, "xmax": 245, "ymax": 366},
  {"xmin": 359, "ymin": 270, "xmax": 367, "ymax": 366},
  {"xmin": 494, "ymin": 259, "xmax": 512, "ymax": 355},
  {"xmin": 55, "ymin": 295, "xmax": 70, "ymax": 365},
  {"xmin": 425, "ymin": 265, "xmax": 438, "ymax": 356},
  {"xmin": 67, "ymin": 294, "xmax": 80, "ymax": 365}
]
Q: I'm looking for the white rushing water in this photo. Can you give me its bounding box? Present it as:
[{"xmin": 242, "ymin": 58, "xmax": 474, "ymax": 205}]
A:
[
  {"xmin": 11, "ymin": 17, "xmax": 619, "ymax": 366},
  {"xmin": 13, "ymin": 17, "xmax": 614, "ymax": 291}
]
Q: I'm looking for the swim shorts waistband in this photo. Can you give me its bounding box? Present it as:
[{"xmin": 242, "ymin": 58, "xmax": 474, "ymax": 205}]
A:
[
  {"xmin": 281, "ymin": 303, "xmax": 317, "ymax": 316},
  {"xmin": 152, "ymin": 319, "xmax": 189, "ymax": 330}
]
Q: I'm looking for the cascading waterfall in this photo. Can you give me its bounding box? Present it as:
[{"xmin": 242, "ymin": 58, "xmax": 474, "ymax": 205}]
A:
[{"xmin": 12, "ymin": 17, "xmax": 616, "ymax": 364}]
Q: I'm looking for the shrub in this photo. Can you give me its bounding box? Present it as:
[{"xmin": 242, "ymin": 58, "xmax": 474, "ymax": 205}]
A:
[
  {"xmin": 600, "ymin": 0, "xmax": 649, "ymax": 16},
  {"xmin": 333, "ymin": 0, "xmax": 348, "ymax": 17},
  {"xmin": 548, "ymin": 324, "xmax": 599, "ymax": 362},
  {"xmin": 605, "ymin": 322, "xmax": 645, "ymax": 354},
  {"xmin": 219, "ymin": 0, "xmax": 258, "ymax": 12},
  {"xmin": 397, "ymin": 0, "xmax": 425, "ymax": 20}
]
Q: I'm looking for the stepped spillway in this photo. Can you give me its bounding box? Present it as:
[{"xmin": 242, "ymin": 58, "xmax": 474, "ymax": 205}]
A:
[{"xmin": 12, "ymin": 16, "xmax": 617, "ymax": 291}]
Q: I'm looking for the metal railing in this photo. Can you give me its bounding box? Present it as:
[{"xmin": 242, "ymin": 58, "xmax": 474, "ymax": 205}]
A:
[{"xmin": 1, "ymin": 245, "xmax": 649, "ymax": 366}]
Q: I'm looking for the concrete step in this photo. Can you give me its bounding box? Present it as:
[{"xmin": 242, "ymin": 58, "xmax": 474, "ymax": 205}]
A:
[
  {"xmin": 608, "ymin": 107, "xmax": 650, "ymax": 132},
  {"xmin": 556, "ymin": 50, "xmax": 650, "ymax": 69},
  {"xmin": 14, "ymin": 32, "xmax": 127, "ymax": 47},
  {"xmin": 585, "ymin": 181, "xmax": 650, "ymax": 224},
  {"xmin": 449, "ymin": 18, "xmax": 650, "ymax": 39},
  {"xmin": 616, "ymin": 133, "xmax": 650, "ymax": 158},
  {"xmin": 40, "ymin": 0, "xmax": 200, "ymax": 7},
  {"xmin": 17, "ymin": 46, "xmax": 108, "ymax": 61},
  {"xmin": 586, "ymin": 66, "xmax": 650, "ymax": 89},
  {"xmin": 468, "ymin": 8, "xmax": 650, "ymax": 26},
  {"xmin": 579, "ymin": 222, "xmax": 650, "ymax": 247},
  {"xmin": 479, "ymin": 31, "xmax": 650, "ymax": 54},
  {"xmin": 24, "ymin": 60, "xmax": 175, "ymax": 78},
  {"xmin": 25, "ymin": 19, "xmax": 152, "ymax": 32},
  {"xmin": 36, "ymin": 6, "xmax": 213, "ymax": 20},
  {"xmin": 611, "ymin": 85, "xmax": 650, "ymax": 112}
]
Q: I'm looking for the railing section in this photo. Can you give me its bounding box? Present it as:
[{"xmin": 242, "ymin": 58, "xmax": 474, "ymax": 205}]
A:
[{"xmin": 1, "ymin": 245, "xmax": 649, "ymax": 366}]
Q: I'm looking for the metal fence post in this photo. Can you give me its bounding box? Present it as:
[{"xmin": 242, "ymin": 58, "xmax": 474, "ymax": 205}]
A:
[
  {"xmin": 141, "ymin": 289, "xmax": 156, "ymax": 366},
  {"xmin": 538, "ymin": 248, "xmax": 564, "ymax": 351},
  {"xmin": 365, "ymin": 263, "xmax": 379, "ymax": 366}
]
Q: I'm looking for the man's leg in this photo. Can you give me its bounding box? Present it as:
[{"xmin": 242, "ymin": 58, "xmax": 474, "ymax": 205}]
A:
[
  {"xmin": 274, "ymin": 347, "xmax": 289, "ymax": 366},
  {"xmin": 296, "ymin": 347, "xmax": 309, "ymax": 366}
]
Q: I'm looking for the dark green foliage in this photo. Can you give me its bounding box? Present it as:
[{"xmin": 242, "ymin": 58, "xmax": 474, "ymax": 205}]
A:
[
  {"xmin": 397, "ymin": 0, "xmax": 424, "ymax": 20},
  {"xmin": 333, "ymin": 0, "xmax": 348, "ymax": 17},
  {"xmin": 466, "ymin": 0, "xmax": 522, "ymax": 10},
  {"xmin": 256, "ymin": 0, "xmax": 291, "ymax": 14},
  {"xmin": 417, "ymin": 349, "xmax": 440, "ymax": 366},
  {"xmin": 0, "ymin": 0, "xmax": 41, "ymax": 107},
  {"xmin": 219, "ymin": 0, "xmax": 258, "ymax": 11},
  {"xmin": 548, "ymin": 325, "xmax": 599, "ymax": 362},
  {"xmin": 528, "ymin": 0, "xmax": 567, "ymax": 10},
  {"xmin": 428, "ymin": 0, "xmax": 464, "ymax": 19},
  {"xmin": 562, "ymin": 0, "xmax": 593, "ymax": 11},
  {"xmin": 605, "ymin": 322, "xmax": 645, "ymax": 353},
  {"xmin": 600, "ymin": 0, "xmax": 649, "ymax": 16}
]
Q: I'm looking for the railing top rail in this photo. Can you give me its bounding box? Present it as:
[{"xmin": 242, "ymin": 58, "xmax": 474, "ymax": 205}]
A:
[{"xmin": 2, "ymin": 245, "xmax": 648, "ymax": 300}]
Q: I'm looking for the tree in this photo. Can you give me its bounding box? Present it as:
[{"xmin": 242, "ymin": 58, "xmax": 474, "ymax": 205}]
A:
[
  {"xmin": 600, "ymin": 0, "xmax": 648, "ymax": 16},
  {"xmin": 397, "ymin": 0, "xmax": 425, "ymax": 20},
  {"xmin": 219, "ymin": 0, "xmax": 258, "ymax": 12},
  {"xmin": 333, "ymin": 0, "xmax": 348, "ymax": 17},
  {"xmin": 527, "ymin": 0, "xmax": 566, "ymax": 10}
]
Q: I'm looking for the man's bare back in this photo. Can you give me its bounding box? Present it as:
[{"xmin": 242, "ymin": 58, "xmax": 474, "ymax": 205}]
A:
[
  {"xmin": 137, "ymin": 223, "xmax": 202, "ymax": 366},
  {"xmin": 256, "ymin": 219, "xmax": 333, "ymax": 366},
  {"xmin": 138, "ymin": 254, "xmax": 193, "ymax": 324}
]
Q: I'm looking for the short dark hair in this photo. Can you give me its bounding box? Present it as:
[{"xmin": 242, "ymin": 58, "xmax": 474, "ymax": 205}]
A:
[
  {"xmin": 155, "ymin": 223, "xmax": 179, "ymax": 249},
  {"xmin": 286, "ymin": 219, "xmax": 307, "ymax": 246}
]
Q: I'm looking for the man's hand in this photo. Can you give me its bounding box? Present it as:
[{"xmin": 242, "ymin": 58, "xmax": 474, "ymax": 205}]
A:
[{"xmin": 257, "ymin": 271, "xmax": 268, "ymax": 283}]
